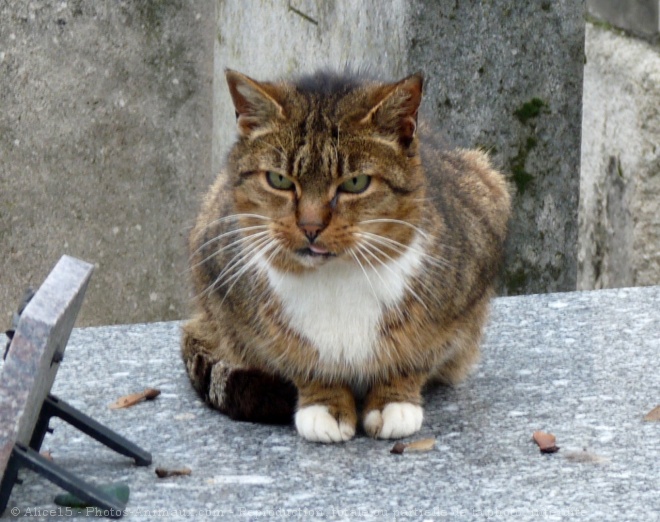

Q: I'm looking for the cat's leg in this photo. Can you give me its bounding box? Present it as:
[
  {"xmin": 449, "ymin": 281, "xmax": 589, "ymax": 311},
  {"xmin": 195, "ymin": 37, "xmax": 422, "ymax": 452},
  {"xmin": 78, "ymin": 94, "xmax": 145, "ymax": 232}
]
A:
[
  {"xmin": 294, "ymin": 381, "xmax": 357, "ymax": 443},
  {"xmin": 362, "ymin": 374, "xmax": 426, "ymax": 439},
  {"xmin": 207, "ymin": 362, "xmax": 297, "ymax": 424},
  {"xmin": 182, "ymin": 316, "xmax": 297, "ymax": 424}
]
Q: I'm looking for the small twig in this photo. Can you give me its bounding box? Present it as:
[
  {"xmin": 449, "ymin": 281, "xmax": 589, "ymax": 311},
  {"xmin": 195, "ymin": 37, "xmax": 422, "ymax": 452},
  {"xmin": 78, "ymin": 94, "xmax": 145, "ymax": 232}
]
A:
[
  {"xmin": 155, "ymin": 467, "xmax": 192, "ymax": 478},
  {"xmin": 109, "ymin": 388, "xmax": 161, "ymax": 409},
  {"xmin": 288, "ymin": 4, "xmax": 318, "ymax": 25}
]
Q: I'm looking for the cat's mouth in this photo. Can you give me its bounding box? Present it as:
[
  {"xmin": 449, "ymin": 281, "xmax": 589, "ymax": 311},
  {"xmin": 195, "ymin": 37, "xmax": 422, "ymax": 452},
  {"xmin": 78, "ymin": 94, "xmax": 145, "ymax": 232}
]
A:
[{"xmin": 296, "ymin": 244, "xmax": 336, "ymax": 258}]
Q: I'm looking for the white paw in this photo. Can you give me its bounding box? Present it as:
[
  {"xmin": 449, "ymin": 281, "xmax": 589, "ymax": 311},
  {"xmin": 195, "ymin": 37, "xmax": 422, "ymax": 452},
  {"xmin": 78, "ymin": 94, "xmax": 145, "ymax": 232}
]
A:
[
  {"xmin": 363, "ymin": 402, "xmax": 423, "ymax": 439},
  {"xmin": 295, "ymin": 405, "xmax": 355, "ymax": 443}
]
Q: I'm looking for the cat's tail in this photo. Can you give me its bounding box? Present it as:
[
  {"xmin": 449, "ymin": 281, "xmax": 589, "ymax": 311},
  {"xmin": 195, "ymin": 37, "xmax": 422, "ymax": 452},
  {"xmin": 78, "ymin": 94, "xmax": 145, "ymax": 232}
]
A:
[{"xmin": 181, "ymin": 318, "xmax": 297, "ymax": 425}]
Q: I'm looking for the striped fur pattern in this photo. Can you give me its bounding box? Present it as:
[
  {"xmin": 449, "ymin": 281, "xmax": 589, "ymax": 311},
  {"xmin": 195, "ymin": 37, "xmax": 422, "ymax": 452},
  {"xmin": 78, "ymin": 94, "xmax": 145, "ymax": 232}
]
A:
[{"xmin": 182, "ymin": 69, "xmax": 511, "ymax": 442}]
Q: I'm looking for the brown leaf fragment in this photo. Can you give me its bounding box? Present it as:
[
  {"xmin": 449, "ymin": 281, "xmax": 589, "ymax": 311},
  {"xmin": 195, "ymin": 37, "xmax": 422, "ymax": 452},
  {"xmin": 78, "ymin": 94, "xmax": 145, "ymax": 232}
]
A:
[
  {"xmin": 533, "ymin": 431, "xmax": 560, "ymax": 453},
  {"xmin": 109, "ymin": 388, "xmax": 161, "ymax": 409},
  {"xmin": 155, "ymin": 467, "xmax": 192, "ymax": 478},
  {"xmin": 390, "ymin": 437, "xmax": 436, "ymax": 455},
  {"xmin": 643, "ymin": 405, "xmax": 660, "ymax": 422},
  {"xmin": 404, "ymin": 437, "xmax": 436, "ymax": 452}
]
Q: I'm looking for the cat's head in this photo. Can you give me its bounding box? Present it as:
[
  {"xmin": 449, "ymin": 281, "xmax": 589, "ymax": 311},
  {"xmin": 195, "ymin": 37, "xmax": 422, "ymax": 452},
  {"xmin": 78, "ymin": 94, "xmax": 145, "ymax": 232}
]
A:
[{"xmin": 224, "ymin": 69, "xmax": 426, "ymax": 273}]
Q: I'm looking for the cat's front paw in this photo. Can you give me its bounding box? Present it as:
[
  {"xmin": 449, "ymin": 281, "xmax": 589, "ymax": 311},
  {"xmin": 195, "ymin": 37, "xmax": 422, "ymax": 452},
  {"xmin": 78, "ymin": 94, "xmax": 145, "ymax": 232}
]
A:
[
  {"xmin": 363, "ymin": 402, "xmax": 423, "ymax": 439},
  {"xmin": 295, "ymin": 405, "xmax": 356, "ymax": 443}
]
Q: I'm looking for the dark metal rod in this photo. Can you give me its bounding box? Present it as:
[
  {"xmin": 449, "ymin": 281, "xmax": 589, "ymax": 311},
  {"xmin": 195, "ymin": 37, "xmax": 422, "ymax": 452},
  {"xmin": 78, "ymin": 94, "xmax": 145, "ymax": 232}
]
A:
[
  {"xmin": 40, "ymin": 395, "xmax": 151, "ymax": 466},
  {"xmin": 0, "ymin": 451, "xmax": 21, "ymax": 515},
  {"xmin": 10, "ymin": 444, "xmax": 126, "ymax": 518}
]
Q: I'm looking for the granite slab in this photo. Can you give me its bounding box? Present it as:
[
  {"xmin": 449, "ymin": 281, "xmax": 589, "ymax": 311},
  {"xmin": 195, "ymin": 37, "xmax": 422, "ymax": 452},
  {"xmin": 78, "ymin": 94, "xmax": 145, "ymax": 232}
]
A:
[
  {"xmin": 0, "ymin": 256, "xmax": 93, "ymax": 477},
  {"xmin": 1, "ymin": 286, "xmax": 659, "ymax": 521}
]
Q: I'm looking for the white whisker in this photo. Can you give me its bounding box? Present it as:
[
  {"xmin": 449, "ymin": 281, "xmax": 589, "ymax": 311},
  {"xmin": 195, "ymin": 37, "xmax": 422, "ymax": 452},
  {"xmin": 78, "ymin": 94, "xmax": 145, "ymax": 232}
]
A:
[
  {"xmin": 195, "ymin": 213, "xmax": 272, "ymax": 234},
  {"xmin": 356, "ymin": 237, "xmax": 430, "ymax": 311},
  {"xmin": 358, "ymin": 218, "xmax": 432, "ymax": 239},
  {"xmin": 189, "ymin": 225, "xmax": 269, "ymax": 259},
  {"xmin": 220, "ymin": 238, "xmax": 279, "ymax": 303},
  {"xmin": 242, "ymin": 242, "xmax": 280, "ymax": 304},
  {"xmin": 348, "ymin": 248, "xmax": 380, "ymax": 306},
  {"xmin": 213, "ymin": 235, "xmax": 272, "ymax": 289},
  {"xmin": 357, "ymin": 231, "xmax": 453, "ymax": 271},
  {"xmin": 353, "ymin": 242, "xmax": 403, "ymax": 315},
  {"xmin": 185, "ymin": 230, "xmax": 271, "ymax": 275},
  {"xmin": 199, "ymin": 234, "xmax": 272, "ymax": 299}
]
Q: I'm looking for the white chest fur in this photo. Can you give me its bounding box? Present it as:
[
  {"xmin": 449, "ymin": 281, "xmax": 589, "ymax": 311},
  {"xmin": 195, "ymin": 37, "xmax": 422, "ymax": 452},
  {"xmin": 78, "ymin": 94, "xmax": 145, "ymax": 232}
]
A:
[{"xmin": 261, "ymin": 235, "xmax": 424, "ymax": 366}]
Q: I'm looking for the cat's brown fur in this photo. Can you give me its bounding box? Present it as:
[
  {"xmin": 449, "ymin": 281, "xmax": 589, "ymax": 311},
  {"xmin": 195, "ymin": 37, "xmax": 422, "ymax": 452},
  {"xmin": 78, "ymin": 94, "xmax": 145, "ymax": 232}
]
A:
[{"xmin": 182, "ymin": 69, "xmax": 511, "ymax": 442}]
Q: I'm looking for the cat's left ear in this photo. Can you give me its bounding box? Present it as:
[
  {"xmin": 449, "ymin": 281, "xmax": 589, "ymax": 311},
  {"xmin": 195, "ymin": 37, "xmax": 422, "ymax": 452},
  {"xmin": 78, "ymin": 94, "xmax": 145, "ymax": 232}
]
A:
[
  {"xmin": 225, "ymin": 69, "xmax": 286, "ymax": 138},
  {"xmin": 359, "ymin": 73, "xmax": 423, "ymax": 148}
]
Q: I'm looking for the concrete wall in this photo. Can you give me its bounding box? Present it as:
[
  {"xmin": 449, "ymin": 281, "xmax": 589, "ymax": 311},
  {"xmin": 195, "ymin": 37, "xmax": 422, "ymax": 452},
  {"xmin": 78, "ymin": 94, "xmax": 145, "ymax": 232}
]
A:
[
  {"xmin": 587, "ymin": 0, "xmax": 659, "ymax": 39},
  {"xmin": 578, "ymin": 23, "xmax": 660, "ymax": 289},
  {"xmin": 1, "ymin": 1, "xmax": 214, "ymax": 326},
  {"xmin": 406, "ymin": 1, "xmax": 585, "ymax": 295}
]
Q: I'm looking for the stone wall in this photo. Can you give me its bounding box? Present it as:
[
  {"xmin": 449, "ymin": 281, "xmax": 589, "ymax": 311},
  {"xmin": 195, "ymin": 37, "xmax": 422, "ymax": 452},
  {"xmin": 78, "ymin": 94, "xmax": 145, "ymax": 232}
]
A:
[
  {"xmin": 578, "ymin": 23, "xmax": 660, "ymax": 289},
  {"xmin": 406, "ymin": 1, "xmax": 584, "ymax": 295},
  {"xmin": 0, "ymin": 1, "xmax": 214, "ymax": 326}
]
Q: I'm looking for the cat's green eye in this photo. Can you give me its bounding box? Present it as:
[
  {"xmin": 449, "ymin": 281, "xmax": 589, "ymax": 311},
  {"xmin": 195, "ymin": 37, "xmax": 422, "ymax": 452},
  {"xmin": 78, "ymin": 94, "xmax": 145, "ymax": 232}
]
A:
[
  {"xmin": 266, "ymin": 171, "xmax": 294, "ymax": 191},
  {"xmin": 338, "ymin": 175, "xmax": 371, "ymax": 194}
]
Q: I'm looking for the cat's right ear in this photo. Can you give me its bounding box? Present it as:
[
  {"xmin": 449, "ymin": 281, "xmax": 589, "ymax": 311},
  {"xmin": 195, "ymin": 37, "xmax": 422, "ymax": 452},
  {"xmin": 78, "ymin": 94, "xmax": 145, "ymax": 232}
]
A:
[
  {"xmin": 358, "ymin": 73, "xmax": 423, "ymax": 149},
  {"xmin": 225, "ymin": 69, "xmax": 286, "ymax": 138}
]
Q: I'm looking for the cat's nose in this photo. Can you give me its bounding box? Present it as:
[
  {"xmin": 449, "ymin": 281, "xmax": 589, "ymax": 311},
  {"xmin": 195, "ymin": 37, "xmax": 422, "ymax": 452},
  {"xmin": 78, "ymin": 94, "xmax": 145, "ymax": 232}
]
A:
[{"xmin": 298, "ymin": 222, "xmax": 325, "ymax": 242}]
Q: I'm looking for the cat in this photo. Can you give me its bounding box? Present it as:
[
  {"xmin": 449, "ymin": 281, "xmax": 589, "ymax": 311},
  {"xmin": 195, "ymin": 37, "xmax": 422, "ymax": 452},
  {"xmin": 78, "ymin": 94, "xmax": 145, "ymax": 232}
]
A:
[{"xmin": 181, "ymin": 68, "xmax": 511, "ymax": 443}]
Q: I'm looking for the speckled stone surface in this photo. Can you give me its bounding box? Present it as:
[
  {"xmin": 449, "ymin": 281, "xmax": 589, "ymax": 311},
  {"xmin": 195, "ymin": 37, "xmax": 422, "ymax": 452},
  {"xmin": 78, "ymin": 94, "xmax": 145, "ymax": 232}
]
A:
[{"xmin": 1, "ymin": 287, "xmax": 659, "ymax": 521}]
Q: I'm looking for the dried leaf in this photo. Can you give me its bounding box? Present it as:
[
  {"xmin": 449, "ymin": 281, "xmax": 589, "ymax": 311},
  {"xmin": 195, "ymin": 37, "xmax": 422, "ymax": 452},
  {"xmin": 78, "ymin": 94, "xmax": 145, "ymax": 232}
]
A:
[
  {"xmin": 643, "ymin": 405, "xmax": 660, "ymax": 422},
  {"xmin": 533, "ymin": 431, "xmax": 560, "ymax": 453},
  {"xmin": 390, "ymin": 437, "xmax": 436, "ymax": 455},
  {"xmin": 155, "ymin": 467, "xmax": 192, "ymax": 478},
  {"xmin": 405, "ymin": 437, "xmax": 436, "ymax": 452},
  {"xmin": 109, "ymin": 388, "xmax": 161, "ymax": 409}
]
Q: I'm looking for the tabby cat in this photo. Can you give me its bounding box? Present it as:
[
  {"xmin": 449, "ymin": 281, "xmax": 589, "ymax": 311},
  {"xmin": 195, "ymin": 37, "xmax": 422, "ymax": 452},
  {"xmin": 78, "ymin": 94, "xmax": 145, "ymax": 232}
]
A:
[{"xmin": 182, "ymin": 69, "xmax": 510, "ymax": 443}]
